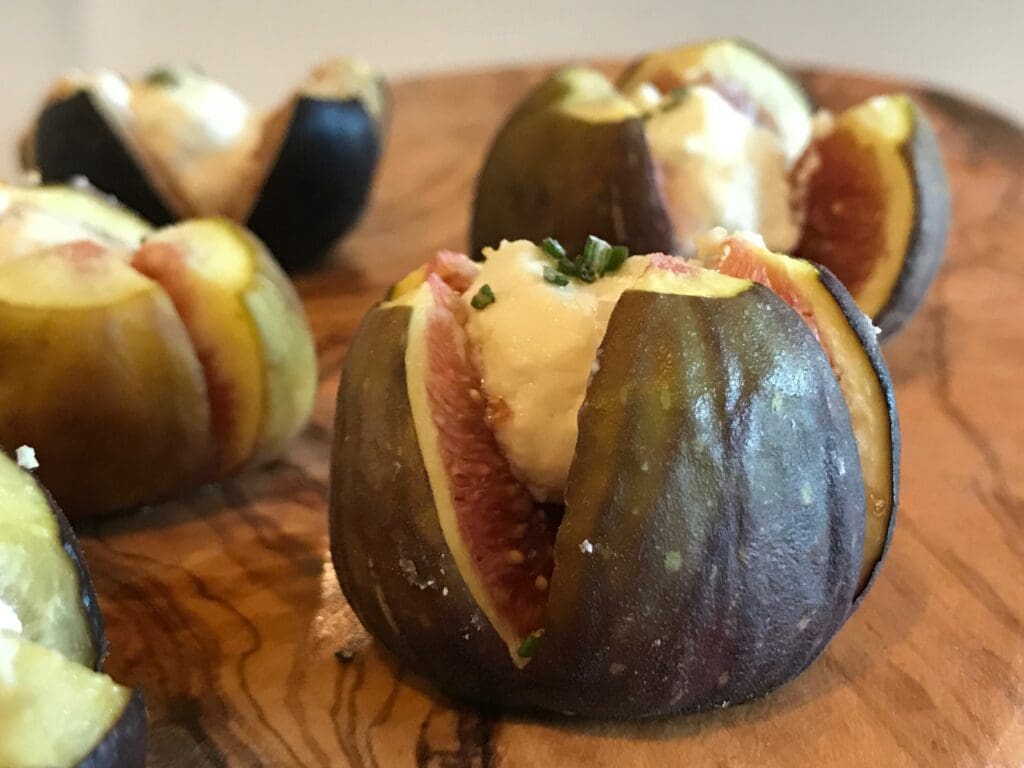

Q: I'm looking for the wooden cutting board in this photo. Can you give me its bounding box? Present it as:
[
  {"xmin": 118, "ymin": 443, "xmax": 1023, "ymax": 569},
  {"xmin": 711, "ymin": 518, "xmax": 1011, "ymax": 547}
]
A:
[{"xmin": 78, "ymin": 64, "xmax": 1024, "ymax": 767}]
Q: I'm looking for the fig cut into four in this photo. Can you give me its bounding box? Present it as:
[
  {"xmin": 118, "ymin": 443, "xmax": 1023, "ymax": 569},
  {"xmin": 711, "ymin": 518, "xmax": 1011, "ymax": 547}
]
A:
[
  {"xmin": 472, "ymin": 38, "xmax": 950, "ymax": 339},
  {"xmin": 331, "ymin": 235, "xmax": 898, "ymax": 718}
]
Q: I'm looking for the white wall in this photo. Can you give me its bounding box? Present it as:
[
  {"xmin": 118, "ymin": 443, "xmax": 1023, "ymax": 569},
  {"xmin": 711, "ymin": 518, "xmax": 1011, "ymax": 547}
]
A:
[{"xmin": 4, "ymin": 0, "xmax": 1020, "ymax": 177}]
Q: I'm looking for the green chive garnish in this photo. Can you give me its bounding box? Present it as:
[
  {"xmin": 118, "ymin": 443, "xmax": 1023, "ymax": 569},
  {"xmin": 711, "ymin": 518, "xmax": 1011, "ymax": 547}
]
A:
[
  {"xmin": 470, "ymin": 284, "xmax": 496, "ymax": 310},
  {"xmin": 541, "ymin": 237, "xmax": 567, "ymax": 262},
  {"xmin": 582, "ymin": 235, "xmax": 612, "ymax": 272},
  {"xmin": 606, "ymin": 245, "xmax": 629, "ymax": 272},
  {"xmin": 543, "ymin": 266, "xmax": 569, "ymax": 286},
  {"xmin": 659, "ymin": 86, "xmax": 691, "ymax": 113},
  {"xmin": 517, "ymin": 632, "xmax": 543, "ymax": 658},
  {"xmin": 144, "ymin": 68, "xmax": 178, "ymax": 86},
  {"xmin": 556, "ymin": 255, "xmax": 578, "ymax": 276},
  {"xmin": 538, "ymin": 236, "xmax": 630, "ymax": 284}
]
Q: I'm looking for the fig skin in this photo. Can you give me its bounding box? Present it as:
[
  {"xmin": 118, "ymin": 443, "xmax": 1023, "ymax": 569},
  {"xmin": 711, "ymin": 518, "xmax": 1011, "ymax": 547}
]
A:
[
  {"xmin": 875, "ymin": 99, "xmax": 949, "ymax": 339},
  {"xmin": 76, "ymin": 688, "xmax": 147, "ymax": 768},
  {"xmin": 244, "ymin": 93, "xmax": 385, "ymax": 272},
  {"xmin": 330, "ymin": 277, "xmax": 865, "ymax": 718},
  {"xmin": 0, "ymin": 449, "xmax": 106, "ymax": 669},
  {"xmin": 33, "ymin": 90, "xmax": 177, "ymax": 226},
  {"xmin": 814, "ymin": 265, "xmax": 900, "ymax": 602},
  {"xmin": 470, "ymin": 68, "xmax": 676, "ymax": 259},
  {"xmin": 330, "ymin": 305, "xmax": 515, "ymax": 703},
  {"xmin": 703, "ymin": 234, "xmax": 899, "ymax": 598}
]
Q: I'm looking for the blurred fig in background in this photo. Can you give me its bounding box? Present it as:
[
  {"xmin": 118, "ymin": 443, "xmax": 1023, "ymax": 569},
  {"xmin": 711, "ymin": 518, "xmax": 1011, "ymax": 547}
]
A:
[
  {"xmin": 0, "ymin": 183, "xmax": 317, "ymax": 517},
  {"xmin": 23, "ymin": 58, "xmax": 387, "ymax": 272},
  {"xmin": 472, "ymin": 38, "xmax": 949, "ymax": 339}
]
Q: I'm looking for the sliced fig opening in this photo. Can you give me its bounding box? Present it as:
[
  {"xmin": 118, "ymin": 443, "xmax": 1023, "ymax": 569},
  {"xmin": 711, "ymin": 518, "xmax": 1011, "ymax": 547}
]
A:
[
  {"xmin": 400, "ymin": 244, "xmax": 759, "ymax": 661},
  {"xmin": 794, "ymin": 94, "xmax": 948, "ymax": 337},
  {"xmin": 404, "ymin": 274, "xmax": 557, "ymax": 661}
]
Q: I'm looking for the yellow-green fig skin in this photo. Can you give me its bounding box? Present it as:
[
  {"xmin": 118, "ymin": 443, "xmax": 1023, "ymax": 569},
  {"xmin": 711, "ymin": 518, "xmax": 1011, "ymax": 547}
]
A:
[
  {"xmin": 0, "ymin": 449, "xmax": 106, "ymax": 669},
  {"xmin": 0, "ymin": 633, "xmax": 146, "ymax": 768},
  {"xmin": 471, "ymin": 68, "xmax": 677, "ymax": 259},
  {"xmin": 330, "ymin": 280, "xmax": 865, "ymax": 718},
  {"xmin": 0, "ymin": 284, "xmax": 215, "ymax": 516}
]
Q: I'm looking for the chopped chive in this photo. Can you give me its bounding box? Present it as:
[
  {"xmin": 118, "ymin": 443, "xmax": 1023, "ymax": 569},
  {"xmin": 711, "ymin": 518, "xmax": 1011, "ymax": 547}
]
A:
[
  {"xmin": 659, "ymin": 86, "xmax": 692, "ymax": 113},
  {"xmin": 517, "ymin": 631, "xmax": 544, "ymax": 658},
  {"xmin": 606, "ymin": 245, "xmax": 629, "ymax": 272},
  {"xmin": 543, "ymin": 266, "xmax": 569, "ymax": 286},
  {"xmin": 470, "ymin": 284, "xmax": 496, "ymax": 310},
  {"xmin": 541, "ymin": 237, "xmax": 567, "ymax": 262},
  {"xmin": 581, "ymin": 235, "xmax": 612, "ymax": 277},
  {"xmin": 144, "ymin": 68, "xmax": 178, "ymax": 86},
  {"xmin": 556, "ymin": 255, "xmax": 578, "ymax": 276}
]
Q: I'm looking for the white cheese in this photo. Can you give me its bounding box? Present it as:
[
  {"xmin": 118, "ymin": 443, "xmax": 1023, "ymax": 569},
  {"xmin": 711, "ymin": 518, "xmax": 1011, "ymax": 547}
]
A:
[
  {"xmin": 642, "ymin": 85, "xmax": 800, "ymax": 253},
  {"xmin": 128, "ymin": 69, "xmax": 260, "ymax": 215},
  {"xmin": 463, "ymin": 240, "xmax": 650, "ymax": 501}
]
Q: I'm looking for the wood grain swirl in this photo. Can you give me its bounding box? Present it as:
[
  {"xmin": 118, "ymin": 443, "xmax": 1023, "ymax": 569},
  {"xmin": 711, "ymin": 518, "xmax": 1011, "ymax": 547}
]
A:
[{"xmin": 73, "ymin": 64, "xmax": 1024, "ymax": 767}]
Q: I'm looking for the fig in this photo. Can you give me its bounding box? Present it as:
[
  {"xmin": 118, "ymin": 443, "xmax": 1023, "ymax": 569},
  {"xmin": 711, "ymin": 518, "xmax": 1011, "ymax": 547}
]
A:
[
  {"xmin": 0, "ymin": 449, "xmax": 146, "ymax": 767},
  {"xmin": 0, "ymin": 183, "xmax": 316, "ymax": 516},
  {"xmin": 24, "ymin": 58, "xmax": 386, "ymax": 272},
  {"xmin": 794, "ymin": 94, "xmax": 949, "ymax": 338},
  {"xmin": 471, "ymin": 39, "xmax": 949, "ymax": 338},
  {"xmin": 331, "ymin": 238, "xmax": 894, "ymax": 717}
]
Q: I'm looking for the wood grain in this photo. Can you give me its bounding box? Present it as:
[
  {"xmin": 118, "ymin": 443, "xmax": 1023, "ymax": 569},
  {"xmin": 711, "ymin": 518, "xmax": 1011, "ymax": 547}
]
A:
[{"xmin": 76, "ymin": 64, "xmax": 1024, "ymax": 767}]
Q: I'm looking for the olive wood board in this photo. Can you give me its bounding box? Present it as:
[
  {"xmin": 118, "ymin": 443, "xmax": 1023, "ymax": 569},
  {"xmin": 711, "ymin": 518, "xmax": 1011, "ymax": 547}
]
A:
[{"xmin": 76, "ymin": 63, "xmax": 1024, "ymax": 767}]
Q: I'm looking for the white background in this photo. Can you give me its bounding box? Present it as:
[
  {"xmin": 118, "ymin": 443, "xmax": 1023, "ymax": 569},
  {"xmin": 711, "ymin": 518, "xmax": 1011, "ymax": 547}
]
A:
[{"xmin": 3, "ymin": 0, "xmax": 1021, "ymax": 177}]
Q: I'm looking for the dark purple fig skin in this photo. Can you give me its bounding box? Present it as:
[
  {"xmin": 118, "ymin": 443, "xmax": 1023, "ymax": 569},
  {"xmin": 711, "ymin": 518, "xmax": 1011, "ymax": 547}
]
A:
[
  {"xmin": 51, "ymin": 485, "xmax": 108, "ymax": 670},
  {"xmin": 519, "ymin": 285, "xmax": 864, "ymax": 717},
  {"xmin": 471, "ymin": 70, "xmax": 677, "ymax": 259},
  {"xmin": 246, "ymin": 93, "xmax": 385, "ymax": 272},
  {"xmin": 32, "ymin": 90, "xmax": 177, "ymax": 226},
  {"xmin": 76, "ymin": 688, "xmax": 147, "ymax": 768},
  {"xmin": 329, "ymin": 304, "xmax": 517, "ymax": 704},
  {"xmin": 331, "ymin": 283, "xmax": 865, "ymax": 718},
  {"xmin": 812, "ymin": 264, "xmax": 900, "ymax": 605},
  {"xmin": 874, "ymin": 99, "xmax": 950, "ymax": 341}
]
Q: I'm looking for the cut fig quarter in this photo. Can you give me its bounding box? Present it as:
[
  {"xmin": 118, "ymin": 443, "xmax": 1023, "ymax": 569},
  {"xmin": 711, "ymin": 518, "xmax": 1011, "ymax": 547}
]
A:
[
  {"xmin": 471, "ymin": 38, "xmax": 949, "ymax": 339},
  {"xmin": 25, "ymin": 57, "xmax": 387, "ymax": 272},
  {"xmin": 795, "ymin": 94, "xmax": 950, "ymax": 339},
  {"xmin": 331, "ymin": 237, "xmax": 897, "ymax": 718},
  {"xmin": 0, "ymin": 182, "xmax": 317, "ymax": 516}
]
